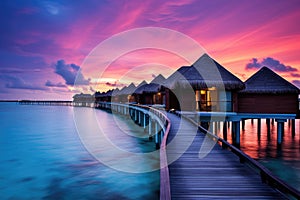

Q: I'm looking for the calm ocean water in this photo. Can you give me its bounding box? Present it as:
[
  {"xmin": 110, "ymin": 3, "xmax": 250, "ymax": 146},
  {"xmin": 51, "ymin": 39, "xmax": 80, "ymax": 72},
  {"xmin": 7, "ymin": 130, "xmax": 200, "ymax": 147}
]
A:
[
  {"xmin": 1, "ymin": 103, "xmax": 299, "ymax": 199},
  {"xmin": 0, "ymin": 103, "xmax": 159, "ymax": 200},
  {"xmin": 218, "ymin": 118, "xmax": 300, "ymax": 191}
]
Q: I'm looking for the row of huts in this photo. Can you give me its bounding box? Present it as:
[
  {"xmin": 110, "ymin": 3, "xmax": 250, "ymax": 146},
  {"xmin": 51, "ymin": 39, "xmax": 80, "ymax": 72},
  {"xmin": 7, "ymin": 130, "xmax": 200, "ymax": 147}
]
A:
[{"xmin": 74, "ymin": 54, "xmax": 300, "ymax": 116}]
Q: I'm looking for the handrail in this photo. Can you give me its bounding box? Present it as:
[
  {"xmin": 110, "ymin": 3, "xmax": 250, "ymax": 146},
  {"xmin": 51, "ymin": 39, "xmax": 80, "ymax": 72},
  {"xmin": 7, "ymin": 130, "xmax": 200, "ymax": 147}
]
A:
[
  {"xmin": 124, "ymin": 104, "xmax": 172, "ymax": 200},
  {"xmin": 179, "ymin": 112, "xmax": 300, "ymax": 200},
  {"xmin": 156, "ymin": 109, "xmax": 171, "ymax": 200}
]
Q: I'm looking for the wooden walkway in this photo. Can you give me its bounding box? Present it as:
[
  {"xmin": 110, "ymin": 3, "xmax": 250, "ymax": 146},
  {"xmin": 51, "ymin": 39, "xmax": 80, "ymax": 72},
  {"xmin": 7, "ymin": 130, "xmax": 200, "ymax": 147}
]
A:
[{"xmin": 166, "ymin": 113, "xmax": 286, "ymax": 199}]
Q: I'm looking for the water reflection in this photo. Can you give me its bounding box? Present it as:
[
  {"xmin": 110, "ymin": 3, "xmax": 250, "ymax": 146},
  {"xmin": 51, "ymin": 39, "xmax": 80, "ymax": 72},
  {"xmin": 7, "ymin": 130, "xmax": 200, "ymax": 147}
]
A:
[{"xmin": 217, "ymin": 119, "xmax": 300, "ymax": 190}]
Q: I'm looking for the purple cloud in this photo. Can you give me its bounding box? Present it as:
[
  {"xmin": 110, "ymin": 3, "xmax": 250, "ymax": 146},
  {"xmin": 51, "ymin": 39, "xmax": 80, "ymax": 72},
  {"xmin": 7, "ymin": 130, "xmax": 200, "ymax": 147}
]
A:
[
  {"xmin": 291, "ymin": 73, "xmax": 300, "ymax": 78},
  {"xmin": 292, "ymin": 80, "xmax": 300, "ymax": 88},
  {"xmin": 105, "ymin": 81, "xmax": 126, "ymax": 88},
  {"xmin": 246, "ymin": 58, "xmax": 260, "ymax": 69},
  {"xmin": 246, "ymin": 57, "xmax": 297, "ymax": 72},
  {"xmin": 45, "ymin": 80, "xmax": 66, "ymax": 88},
  {"xmin": 89, "ymin": 86, "xmax": 96, "ymax": 93},
  {"xmin": 54, "ymin": 60, "xmax": 90, "ymax": 86},
  {"xmin": 0, "ymin": 74, "xmax": 46, "ymax": 90}
]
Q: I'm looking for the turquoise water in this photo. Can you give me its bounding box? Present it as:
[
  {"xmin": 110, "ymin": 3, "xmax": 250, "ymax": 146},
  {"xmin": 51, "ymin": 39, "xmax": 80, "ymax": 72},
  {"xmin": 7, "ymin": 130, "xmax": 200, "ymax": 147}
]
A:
[
  {"xmin": 0, "ymin": 103, "xmax": 159, "ymax": 200},
  {"xmin": 1, "ymin": 102, "xmax": 299, "ymax": 199}
]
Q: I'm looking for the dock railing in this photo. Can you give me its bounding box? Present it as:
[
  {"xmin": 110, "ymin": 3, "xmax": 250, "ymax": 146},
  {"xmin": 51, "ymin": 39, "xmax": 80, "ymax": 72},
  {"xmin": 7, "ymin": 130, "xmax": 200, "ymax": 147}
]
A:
[
  {"xmin": 96, "ymin": 102, "xmax": 172, "ymax": 199},
  {"xmin": 178, "ymin": 112, "xmax": 300, "ymax": 200}
]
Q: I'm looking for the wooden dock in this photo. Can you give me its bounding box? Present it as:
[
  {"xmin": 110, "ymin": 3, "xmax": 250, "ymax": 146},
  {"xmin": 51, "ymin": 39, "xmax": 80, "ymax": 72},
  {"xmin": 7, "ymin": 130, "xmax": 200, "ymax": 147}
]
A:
[
  {"xmin": 18, "ymin": 100, "xmax": 73, "ymax": 106},
  {"xmin": 166, "ymin": 113, "xmax": 287, "ymax": 199}
]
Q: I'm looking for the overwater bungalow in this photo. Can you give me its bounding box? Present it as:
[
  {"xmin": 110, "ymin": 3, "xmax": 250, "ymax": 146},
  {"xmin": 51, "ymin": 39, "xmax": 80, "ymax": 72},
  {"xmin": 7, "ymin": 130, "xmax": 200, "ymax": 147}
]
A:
[
  {"xmin": 164, "ymin": 54, "xmax": 244, "ymax": 111},
  {"xmin": 94, "ymin": 91, "xmax": 104, "ymax": 102},
  {"xmin": 94, "ymin": 90, "xmax": 113, "ymax": 102},
  {"xmin": 73, "ymin": 93, "xmax": 95, "ymax": 106},
  {"xmin": 119, "ymin": 83, "xmax": 137, "ymax": 103},
  {"xmin": 133, "ymin": 80, "xmax": 147, "ymax": 104},
  {"xmin": 134, "ymin": 74, "xmax": 166, "ymax": 105},
  {"xmin": 238, "ymin": 67, "xmax": 300, "ymax": 114},
  {"xmin": 111, "ymin": 88, "xmax": 120, "ymax": 102}
]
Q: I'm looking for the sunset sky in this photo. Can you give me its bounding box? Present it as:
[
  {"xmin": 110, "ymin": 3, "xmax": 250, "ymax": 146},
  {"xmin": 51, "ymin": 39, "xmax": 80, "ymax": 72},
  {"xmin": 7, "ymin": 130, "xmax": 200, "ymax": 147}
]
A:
[{"xmin": 1, "ymin": 0, "xmax": 300, "ymax": 100}]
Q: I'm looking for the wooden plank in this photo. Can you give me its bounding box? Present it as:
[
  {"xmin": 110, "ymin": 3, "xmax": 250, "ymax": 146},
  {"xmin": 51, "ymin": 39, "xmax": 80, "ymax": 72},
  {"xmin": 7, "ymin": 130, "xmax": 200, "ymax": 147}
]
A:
[{"xmin": 166, "ymin": 113, "xmax": 287, "ymax": 199}]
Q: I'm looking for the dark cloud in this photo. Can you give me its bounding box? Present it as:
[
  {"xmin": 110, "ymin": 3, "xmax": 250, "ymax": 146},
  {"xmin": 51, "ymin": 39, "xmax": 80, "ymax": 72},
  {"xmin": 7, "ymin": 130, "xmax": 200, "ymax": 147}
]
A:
[
  {"xmin": 45, "ymin": 80, "xmax": 66, "ymax": 88},
  {"xmin": 54, "ymin": 60, "xmax": 90, "ymax": 85},
  {"xmin": 0, "ymin": 74, "xmax": 46, "ymax": 90},
  {"xmin": 245, "ymin": 58, "xmax": 260, "ymax": 69},
  {"xmin": 292, "ymin": 80, "xmax": 300, "ymax": 88},
  {"xmin": 89, "ymin": 86, "xmax": 96, "ymax": 93},
  {"xmin": 246, "ymin": 57, "xmax": 297, "ymax": 72},
  {"xmin": 291, "ymin": 73, "xmax": 300, "ymax": 78},
  {"xmin": 105, "ymin": 82, "xmax": 126, "ymax": 88}
]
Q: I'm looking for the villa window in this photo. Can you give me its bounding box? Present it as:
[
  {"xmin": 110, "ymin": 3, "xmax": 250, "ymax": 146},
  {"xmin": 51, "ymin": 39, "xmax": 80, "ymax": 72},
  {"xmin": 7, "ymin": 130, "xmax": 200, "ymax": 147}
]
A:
[
  {"xmin": 196, "ymin": 88, "xmax": 232, "ymax": 112},
  {"xmin": 196, "ymin": 89, "xmax": 213, "ymax": 111}
]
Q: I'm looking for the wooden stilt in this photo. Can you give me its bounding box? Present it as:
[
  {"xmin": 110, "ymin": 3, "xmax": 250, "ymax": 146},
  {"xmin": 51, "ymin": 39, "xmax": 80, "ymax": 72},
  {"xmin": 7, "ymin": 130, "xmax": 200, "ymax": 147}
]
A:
[
  {"xmin": 223, "ymin": 121, "xmax": 227, "ymax": 141},
  {"xmin": 257, "ymin": 119, "xmax": 261, "ymax": 140},
  {"xmin": 266, "ymin": 118, "xmax": 271, "ymax": 140},
  {"xmin": 231, "ymin": 121, "xmax": 240, "ymax": 147},
  {"xmin": 276, "ymin": 119, "xmax": 287, "ymax": 146},
  {"xmin": 292, "ymin": 119, "xmax": 296, "ymax": 137},
  {"xmin": 231, "ymin": 121, "xmax": 236, "ymax": 144},
  {"xmin": 242, "ymin": 119, "xmax": 245, "ymax": 131}
]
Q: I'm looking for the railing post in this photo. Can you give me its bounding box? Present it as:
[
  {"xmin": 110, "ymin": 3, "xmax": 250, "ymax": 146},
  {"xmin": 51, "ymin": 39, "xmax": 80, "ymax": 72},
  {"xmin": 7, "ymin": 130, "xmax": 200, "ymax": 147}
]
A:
[
  {"xmin": 138, "ymin": 111, "xmax": 142, "ymax": 125},
  {"xmin": 143, "ymin": 113, "xmax": 147, "ymax": 129},
  {"xmin": 148, "ymin": 118, "xmax": 152, "ymax": 140},
  {"xmin": 135, "ymin": 109, "xmax": 138, "ymax": 122},
  {"xmin": 155, "ymin": 121, "xmax": 159, "ymax": 149}
]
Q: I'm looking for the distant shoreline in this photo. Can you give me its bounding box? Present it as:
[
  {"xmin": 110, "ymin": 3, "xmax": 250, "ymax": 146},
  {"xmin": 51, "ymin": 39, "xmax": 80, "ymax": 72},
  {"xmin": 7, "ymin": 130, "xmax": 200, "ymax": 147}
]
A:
[
  {"xmin": 0, "ymin": 100, "xmax": 71, "ymax": 102},
  {"xmin": 0, "ymin": 100, "xmax": 19, "ymax": 102}
]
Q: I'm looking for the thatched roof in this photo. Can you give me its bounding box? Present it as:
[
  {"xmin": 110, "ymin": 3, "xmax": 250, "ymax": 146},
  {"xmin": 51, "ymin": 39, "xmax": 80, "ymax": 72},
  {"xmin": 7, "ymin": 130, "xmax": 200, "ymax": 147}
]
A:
[
  {"xmin": 163, "ymin": 66, "xmax": 190, "ymax": 88},
  {"xmin": 150, "ymin": 74, "xmax": 166, "ymax": 84},
  {"xmin": 164, "ymin": 54, "xmax": 244, "ymax": 90},
  {"xmin": 94, "ymin": 91, "xmax": 103, "ymax": 98},
  {"xmin": 112, "ymin": 88, "xmax": 120, "ymax": 96},
  {"xmin": 137, "ymin": 80, "xmax": 147, "ymax": 87},
  {"xmin": 73, "ymin": 93, "xmax": 93, "ymax": 99},
  {"xmin": 134, "ymin": 81, "xmax": 147, "ymax": 94},
  {"xmin": 73, "ymin": 93, "xmax": 95, "ymax": 102},
  {"xmin": 239, "ymin": 67, "xmax": 300, "ymax": 94},
  {"xmin": 142, "ymin": 83, "xmax": 161, "ymax": 94},
  {"xmin": 107, "ymin": 89, "xmax": 114, "ymax": 96},
  {"xmin": 118, "ymin": 86, "xmax": 129, "ymax": 95},
  {"xmin": 120, "ymin": 83, "xmax": 136, "ymax": 95},
  {"xmin": 133, "ymin": 76, "xmax": 165, "ymax": 94},
  {"xmin": 94, "ymin": 89, "xmax": 114, "ymax": 98}
]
